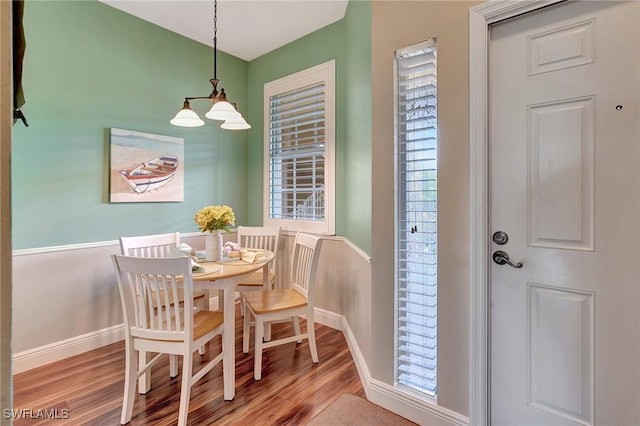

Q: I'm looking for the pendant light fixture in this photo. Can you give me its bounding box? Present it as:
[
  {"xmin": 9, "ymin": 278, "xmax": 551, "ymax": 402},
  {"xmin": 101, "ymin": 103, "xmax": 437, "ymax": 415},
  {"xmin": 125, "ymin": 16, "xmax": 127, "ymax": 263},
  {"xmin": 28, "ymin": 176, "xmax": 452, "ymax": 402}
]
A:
[{"xmin": 170, "ymin": 0, "xmax": 250, "ymax": 130}]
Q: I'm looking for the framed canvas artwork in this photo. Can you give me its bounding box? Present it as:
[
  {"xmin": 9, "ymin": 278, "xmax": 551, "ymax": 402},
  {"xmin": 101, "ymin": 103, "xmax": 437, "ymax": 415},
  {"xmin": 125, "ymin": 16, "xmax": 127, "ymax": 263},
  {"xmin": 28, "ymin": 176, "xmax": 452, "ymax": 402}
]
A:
[{"xmin": 109, "ymin": 128, "xmax": 184, "ymax": 203}]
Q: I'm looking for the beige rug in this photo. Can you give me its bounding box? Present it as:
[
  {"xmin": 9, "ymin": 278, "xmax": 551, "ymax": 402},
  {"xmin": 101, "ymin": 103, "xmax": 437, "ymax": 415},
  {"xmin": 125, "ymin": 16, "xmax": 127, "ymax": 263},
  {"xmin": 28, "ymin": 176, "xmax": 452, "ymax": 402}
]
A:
[{"xmin": 306, "ymin": 393, "xmax": 417, "ymax": 425}]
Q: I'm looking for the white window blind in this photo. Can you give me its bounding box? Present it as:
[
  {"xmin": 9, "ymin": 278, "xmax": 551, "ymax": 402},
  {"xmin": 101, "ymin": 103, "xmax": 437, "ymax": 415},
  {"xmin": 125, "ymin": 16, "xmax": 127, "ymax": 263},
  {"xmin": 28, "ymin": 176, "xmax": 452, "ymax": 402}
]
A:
[
  {"xmin": 264, "ymin": 60, "xmax": 335, "ymax": 235},
  {"xmin": 395, "ymin": 39, "xmax": 438, "ymax": 397},
  {"xmin": 268, "ymin": 82, "xmax": 326, "ymax": 221}
]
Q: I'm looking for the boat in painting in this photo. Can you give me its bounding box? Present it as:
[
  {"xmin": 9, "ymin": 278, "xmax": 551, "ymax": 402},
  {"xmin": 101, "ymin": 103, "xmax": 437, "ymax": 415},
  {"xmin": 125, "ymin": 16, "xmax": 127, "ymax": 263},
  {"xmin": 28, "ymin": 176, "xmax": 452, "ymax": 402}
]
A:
[{"xmin": 119, "ymin": 155, "xmax": 178, "ymax": 194}]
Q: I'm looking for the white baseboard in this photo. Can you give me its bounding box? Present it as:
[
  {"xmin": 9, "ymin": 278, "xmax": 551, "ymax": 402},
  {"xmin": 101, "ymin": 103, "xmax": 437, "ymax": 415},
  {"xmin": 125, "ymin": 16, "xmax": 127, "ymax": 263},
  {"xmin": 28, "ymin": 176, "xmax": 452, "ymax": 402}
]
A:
[
  {"xmin": 340, "ymin": 311, "xmax": 373, "ymax": 388},
  {"xmin": 367, "ymin": 378, "xmax": 469, "ymax": 426},
  {"xmin": 13, "ymin": 325, "xmax": 124, "ymax": 374},
  {"xmin": 335, "ymin": 311, "xmax": 469, "ymax": 426},
  {"xmin": 313, "ymin": 306, "xmax": 344, "ymax": 330}
]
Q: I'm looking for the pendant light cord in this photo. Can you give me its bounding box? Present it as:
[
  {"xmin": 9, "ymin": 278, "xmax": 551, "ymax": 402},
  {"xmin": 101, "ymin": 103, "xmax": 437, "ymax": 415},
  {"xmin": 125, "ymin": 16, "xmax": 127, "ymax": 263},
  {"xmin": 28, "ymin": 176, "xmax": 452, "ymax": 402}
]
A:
[{"xmin": 213, "ymin": 0, "xmax": 217, "ymax": 80}]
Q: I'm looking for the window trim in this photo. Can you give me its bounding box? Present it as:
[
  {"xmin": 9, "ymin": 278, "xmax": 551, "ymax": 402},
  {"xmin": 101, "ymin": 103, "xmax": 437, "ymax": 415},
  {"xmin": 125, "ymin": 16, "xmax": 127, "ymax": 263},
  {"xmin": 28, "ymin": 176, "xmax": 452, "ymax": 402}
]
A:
[{"xmin": 263, "ymin": 60, "xmax": 336, "ymax": 235}]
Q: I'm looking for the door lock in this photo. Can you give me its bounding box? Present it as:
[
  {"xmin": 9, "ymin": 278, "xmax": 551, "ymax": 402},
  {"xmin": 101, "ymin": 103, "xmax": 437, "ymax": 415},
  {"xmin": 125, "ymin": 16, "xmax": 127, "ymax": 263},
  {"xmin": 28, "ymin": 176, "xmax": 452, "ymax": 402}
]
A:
[
  {"xmin": 492, "ymin": 231, "xmax": 509, "ymax": 245},
  {"xmin": 492, "ymin": 250, "xmax": 524, "ymax": 269}
]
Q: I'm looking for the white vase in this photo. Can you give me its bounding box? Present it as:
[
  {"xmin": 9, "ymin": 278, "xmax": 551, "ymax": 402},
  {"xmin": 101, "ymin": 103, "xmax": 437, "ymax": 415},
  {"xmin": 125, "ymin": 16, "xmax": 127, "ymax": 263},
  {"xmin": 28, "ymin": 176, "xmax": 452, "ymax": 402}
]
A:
[{"xmin": 205, "ymin": 230, "xmax": 223, "ymax": 261}]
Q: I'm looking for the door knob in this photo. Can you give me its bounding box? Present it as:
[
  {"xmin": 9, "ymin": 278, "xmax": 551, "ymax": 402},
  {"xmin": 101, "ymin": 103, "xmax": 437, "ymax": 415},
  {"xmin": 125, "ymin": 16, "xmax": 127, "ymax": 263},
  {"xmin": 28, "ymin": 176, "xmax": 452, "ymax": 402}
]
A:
[{"xmin": 492, "ymin": 250, "xmax": 524, "ymax": 269}]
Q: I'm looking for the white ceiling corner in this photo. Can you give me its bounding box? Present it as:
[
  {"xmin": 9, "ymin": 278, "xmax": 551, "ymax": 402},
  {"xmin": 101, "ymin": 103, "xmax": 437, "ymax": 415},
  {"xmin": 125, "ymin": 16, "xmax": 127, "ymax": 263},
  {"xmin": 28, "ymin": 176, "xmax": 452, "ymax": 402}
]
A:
[{"xmin": 99, "ymin": 0, "xmax": 349, "ymax": 61}]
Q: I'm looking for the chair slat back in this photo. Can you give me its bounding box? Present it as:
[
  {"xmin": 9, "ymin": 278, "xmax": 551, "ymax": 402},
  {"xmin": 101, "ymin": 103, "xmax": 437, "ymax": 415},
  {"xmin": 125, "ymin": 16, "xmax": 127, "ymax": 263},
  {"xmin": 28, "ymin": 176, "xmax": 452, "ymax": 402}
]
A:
[
  {"xmin": 112, "ymin": 254, "xmax": 194, "ymax": 341},
  {"xmin": 120, "ymin": 232, "xmax": 180, "ymax": 258},
  {"xmin": 290, "ymin": 233, "xmax": 322, "ymax": 302},
  {"xmin": 237, "ymin": 226, "xmax": 280, "ymax": 252},
  {"xmin": 238, "ymin": 226, "xmax": 281, "ymax": 273}
]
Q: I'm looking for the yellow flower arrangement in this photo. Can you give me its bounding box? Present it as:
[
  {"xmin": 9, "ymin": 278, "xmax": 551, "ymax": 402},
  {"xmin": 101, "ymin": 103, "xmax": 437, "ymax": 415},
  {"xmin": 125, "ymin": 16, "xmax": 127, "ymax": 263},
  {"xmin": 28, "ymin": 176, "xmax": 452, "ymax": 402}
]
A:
[{"xmin": 194, "ymin": 205, "xmax": 236, "ymax": 233}]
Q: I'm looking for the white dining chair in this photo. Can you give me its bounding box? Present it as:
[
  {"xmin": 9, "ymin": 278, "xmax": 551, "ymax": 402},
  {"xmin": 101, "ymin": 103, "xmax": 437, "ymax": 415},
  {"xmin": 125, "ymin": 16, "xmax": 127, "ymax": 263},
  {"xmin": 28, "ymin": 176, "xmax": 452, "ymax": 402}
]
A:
[
  {"xmin": 242, "ymin": 232, "xmax": 323, "ymax": 380},
  {"xmin": 119, "ymin": 232, "xmax": 208, "ymax": 310},
  {"xmin": 119, "ymin": 232, "xmax": 209, "ymax": 394},
  {"xmin": 235, "ymin": 226, "xmax": 281, "ymax": 314},
  {"xmin": 112, "ymin": 254, "xmax": 224, "ymax": 426}
]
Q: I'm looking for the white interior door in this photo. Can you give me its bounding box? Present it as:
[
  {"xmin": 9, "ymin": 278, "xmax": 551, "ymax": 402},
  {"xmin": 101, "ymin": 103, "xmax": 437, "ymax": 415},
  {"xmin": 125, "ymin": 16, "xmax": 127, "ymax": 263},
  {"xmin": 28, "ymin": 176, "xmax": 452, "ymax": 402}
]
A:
[{"xmin": 489, "ymin": 2, "xmax": 640, "ymax": 425}]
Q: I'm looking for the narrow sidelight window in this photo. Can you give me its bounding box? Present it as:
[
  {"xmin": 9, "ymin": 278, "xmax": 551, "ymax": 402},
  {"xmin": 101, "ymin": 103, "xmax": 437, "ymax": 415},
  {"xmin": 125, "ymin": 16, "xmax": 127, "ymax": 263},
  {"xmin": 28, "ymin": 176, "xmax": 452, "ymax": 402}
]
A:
[{"xmin": 395, "ymin": 38, "xmax": 438, "ymax": 398}]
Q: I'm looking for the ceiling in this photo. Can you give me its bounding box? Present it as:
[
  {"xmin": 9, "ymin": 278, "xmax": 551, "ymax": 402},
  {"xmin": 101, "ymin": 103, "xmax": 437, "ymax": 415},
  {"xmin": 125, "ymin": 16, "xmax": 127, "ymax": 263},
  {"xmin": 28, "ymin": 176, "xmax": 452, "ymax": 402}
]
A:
[{"xmin": 100, "ymin": 0, "xmax": 349, "ymax": 61}]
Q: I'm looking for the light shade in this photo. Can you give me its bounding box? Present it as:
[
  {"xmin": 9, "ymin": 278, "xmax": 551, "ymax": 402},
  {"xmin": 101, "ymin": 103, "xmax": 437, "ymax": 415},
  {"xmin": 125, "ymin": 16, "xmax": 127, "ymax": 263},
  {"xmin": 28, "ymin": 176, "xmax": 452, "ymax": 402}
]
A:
[
  {"xmin": 205, "ymin": 101, "xmax": 241, "ymax": 121},
  {"xmin": 221, "ymin": 114, "xmax": 251, "ymax": 130},
  {"xmin": 170, "ymin": 102, "xmax": 205, "ymax": 127}
]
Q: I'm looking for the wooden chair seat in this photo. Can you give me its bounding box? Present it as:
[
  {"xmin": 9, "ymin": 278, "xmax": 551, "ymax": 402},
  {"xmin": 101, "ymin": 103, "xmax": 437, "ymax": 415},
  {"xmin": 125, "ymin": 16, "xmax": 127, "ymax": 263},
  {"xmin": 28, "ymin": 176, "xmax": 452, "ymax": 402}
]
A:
[
  {"xmin": 192, "ymin": 311, "xmax": 224, "ymax": 340},
  {"xmin": 243, "ymin": 289, "xmax": 307, "ymax": 314},
  {"xmin": 137, "ymin": 310, "xmax": 224, "ymax": 341}
]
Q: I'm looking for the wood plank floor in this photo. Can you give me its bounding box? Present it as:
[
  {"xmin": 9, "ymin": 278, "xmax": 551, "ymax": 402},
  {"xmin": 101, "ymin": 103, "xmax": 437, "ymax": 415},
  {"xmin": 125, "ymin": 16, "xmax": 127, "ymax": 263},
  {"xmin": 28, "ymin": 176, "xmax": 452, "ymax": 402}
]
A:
[{"xmin": 13, "ymin": 304, "xmax": 365, "ymax": 425}]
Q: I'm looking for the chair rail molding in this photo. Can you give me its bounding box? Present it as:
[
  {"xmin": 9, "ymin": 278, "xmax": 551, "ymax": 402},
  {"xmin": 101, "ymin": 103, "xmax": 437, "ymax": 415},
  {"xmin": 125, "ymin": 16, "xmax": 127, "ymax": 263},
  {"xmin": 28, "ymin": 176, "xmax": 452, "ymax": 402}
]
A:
[
  {"xmin": 11, "ymin": 232, "xmax": 227, "ymax": 256},
  {"xmin": 469, "ymin": 1, "xmax": 568, "ymax": 424},
  {"xmin": 12, "ymin": 232, "xmax": 372, "ymax": 266}
]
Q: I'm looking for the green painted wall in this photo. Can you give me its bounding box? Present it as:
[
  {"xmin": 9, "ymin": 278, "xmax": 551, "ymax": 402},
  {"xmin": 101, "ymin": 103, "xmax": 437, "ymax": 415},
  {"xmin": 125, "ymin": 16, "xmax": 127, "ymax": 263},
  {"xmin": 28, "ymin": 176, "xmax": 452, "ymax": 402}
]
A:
[
  {"xmin": 12, "ymin": 0, "xmax": 249, "ymax": 250},
  {"xmin": 246, "ymin": 1, "xmax": 372, "ymax": 255},
  {"xmin": 342, "ymin": 1, "xmax": 372, "ymax": 254},
  {"xmin": 12, "ymin": 0, "xmax": 371, "ymax": 252}
]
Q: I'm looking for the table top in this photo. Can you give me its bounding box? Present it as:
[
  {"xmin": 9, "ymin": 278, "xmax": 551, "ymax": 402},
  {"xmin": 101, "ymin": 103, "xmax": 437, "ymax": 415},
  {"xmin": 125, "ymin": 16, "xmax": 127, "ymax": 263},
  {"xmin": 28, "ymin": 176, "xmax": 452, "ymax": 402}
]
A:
[{"xmin": 191, "ymin": 249, "xmax": 274, "ymax": 282}]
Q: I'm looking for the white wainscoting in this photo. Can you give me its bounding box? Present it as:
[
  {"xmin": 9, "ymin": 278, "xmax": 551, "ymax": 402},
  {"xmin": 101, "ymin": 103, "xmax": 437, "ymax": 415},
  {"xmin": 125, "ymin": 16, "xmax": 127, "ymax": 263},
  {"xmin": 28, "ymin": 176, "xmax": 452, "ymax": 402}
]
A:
[
  {"xmin": 11, "ymin": 233, "xmax": 211, "ymax": 372},
  {"xmin": 12, "ymin": 233, "xmax": 467, "ymax": 426}
]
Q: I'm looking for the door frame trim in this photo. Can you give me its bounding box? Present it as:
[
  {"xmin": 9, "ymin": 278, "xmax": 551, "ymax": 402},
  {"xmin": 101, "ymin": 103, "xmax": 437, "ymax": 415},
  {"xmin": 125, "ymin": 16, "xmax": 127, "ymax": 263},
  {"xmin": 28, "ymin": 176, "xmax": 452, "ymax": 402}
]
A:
[{"xmin": 469, "ymin": 1, "xmax": 566, "ymax": 424}]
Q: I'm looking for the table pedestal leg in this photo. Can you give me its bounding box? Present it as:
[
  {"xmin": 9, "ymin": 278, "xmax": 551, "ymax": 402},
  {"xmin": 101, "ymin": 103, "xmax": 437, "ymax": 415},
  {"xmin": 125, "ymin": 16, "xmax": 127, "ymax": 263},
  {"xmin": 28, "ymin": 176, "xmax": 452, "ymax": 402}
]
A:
[{"xmin": 223, "ymin": 285, "xmax": 236, "ymax": 400}]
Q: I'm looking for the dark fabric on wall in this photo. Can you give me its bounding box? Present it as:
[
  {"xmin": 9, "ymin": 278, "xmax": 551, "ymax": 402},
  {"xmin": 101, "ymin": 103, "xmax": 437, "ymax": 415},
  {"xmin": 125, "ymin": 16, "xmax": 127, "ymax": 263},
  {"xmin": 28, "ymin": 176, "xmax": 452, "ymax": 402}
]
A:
[{"xmin": 13, "ymin": 0, "xmax": 27, "ymax": 126}]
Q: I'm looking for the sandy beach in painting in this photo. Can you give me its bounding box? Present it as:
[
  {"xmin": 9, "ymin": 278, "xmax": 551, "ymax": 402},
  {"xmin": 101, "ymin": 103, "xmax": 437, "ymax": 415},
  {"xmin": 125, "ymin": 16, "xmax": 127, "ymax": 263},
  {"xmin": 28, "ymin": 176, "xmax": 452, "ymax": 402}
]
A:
[{"xmin": 110, "ymin": 145, "xmax": 184, "ymax": 203}]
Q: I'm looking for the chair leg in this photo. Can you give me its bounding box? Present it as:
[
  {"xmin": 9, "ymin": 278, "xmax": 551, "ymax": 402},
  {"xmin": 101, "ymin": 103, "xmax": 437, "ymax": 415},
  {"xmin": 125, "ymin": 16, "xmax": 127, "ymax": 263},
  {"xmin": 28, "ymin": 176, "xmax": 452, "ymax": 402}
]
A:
[
  {"xmin": 307, "ymin": 314, "xmax": 319, "ymax": 363},
  {"xmin": 293, "ymin": 316, "xmax": 302, "ymax": 343},
  {"xmin": 243, "ymin": 305, "xmax": 251, "ymax": 354},
  {"xmin": 177, "ymin": 352, "xmax": 193, "ymax": 426},
  {"xmin": 121, "ymin": 343, "xmax": 137, "ymax": 425},
  {"xmin": 138, "ymin": 350, "xmax": 151, "ymax": 394},
  {"xmin": 254, "ymin": 316, "xmax": 264, "ymax": 380},
  {"xmin": 170, "ymin": 354, "xmax": 178, "ymax": 378}
]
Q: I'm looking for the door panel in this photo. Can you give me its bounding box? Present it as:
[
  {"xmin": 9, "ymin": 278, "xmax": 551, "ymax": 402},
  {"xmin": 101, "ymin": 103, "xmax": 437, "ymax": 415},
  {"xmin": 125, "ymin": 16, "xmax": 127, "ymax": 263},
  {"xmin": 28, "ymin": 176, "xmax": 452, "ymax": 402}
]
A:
[
  {"xmin": 527, "ymin": 284, "xmax": 594, "ymax": 424},
  {"xmin": 490, "ymin": 2, "xmax": 640, "ymax": 425},
  {"xmin": 528, "ymin": 96, "xmax": 594, "ymax": 250}
]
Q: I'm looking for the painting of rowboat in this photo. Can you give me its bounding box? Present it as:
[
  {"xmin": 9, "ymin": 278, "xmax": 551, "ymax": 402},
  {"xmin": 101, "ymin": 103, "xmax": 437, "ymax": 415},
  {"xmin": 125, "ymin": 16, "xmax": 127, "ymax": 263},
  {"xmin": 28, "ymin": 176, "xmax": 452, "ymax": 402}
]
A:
[
  {"xmin": 119, "ymin": 155, "xmax": 178, "ymax": 194},
  {"xmin": 110, "ymin": 128, "xmax": 184, "ymax": 203}
]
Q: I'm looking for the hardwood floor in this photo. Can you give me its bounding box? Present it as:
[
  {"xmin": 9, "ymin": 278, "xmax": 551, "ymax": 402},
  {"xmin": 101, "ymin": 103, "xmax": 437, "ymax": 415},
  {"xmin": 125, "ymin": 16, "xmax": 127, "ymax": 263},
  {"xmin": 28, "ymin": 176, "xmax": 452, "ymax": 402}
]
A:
[{"xmin": 13, "ymin": 304, "xmax": 365, "ymax": 425}]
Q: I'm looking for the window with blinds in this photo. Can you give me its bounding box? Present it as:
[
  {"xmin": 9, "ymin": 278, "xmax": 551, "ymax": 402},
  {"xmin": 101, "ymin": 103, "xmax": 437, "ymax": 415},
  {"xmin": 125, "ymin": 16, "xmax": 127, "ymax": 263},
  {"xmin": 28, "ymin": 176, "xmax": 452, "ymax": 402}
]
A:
[
  {"xmin": 268, "ymin": 82, "xmax": 325, "ymax": 221},
  {"xmin": 394, "ymin": 39, "xmax": 438, "ymax": 398},
  {"xmin": 264, "ymin": 61, "xmax": 335, "ymax": 235}
]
